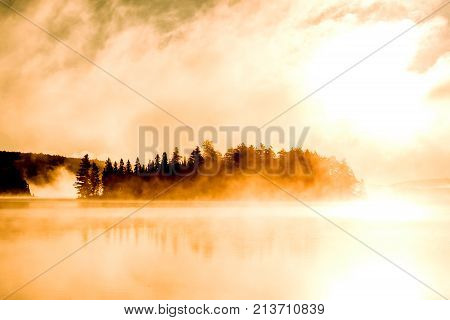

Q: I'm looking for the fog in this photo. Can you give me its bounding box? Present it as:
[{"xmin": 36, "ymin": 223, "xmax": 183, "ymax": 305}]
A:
[
  {"xmin": 0, "ymin": 189, "xmax": 448, "ymax": 299},
  {"xmin": 0, "ymin": 0, "xmax": 449, "ymax": 184},
  {"xmin": 28, "ymin": 167, "xmax": 77, "ymax": 199}
]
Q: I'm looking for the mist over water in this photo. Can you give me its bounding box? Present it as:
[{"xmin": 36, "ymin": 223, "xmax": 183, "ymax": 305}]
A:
[
  {"xmin": 0, "ymin": 190, "xmax": 448, "ymax": 299},
  {"xmin": 28, "ymin": 167, "xmax": 77, "ymax": 199}
]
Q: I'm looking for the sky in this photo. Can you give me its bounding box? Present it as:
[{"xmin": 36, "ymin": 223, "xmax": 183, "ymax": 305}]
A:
[{"xmin": 0, "ymin": 0, "xmax": 449, "ymax": 184}]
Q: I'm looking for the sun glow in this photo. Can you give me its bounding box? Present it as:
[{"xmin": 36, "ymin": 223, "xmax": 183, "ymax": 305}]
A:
[
  {"xmin": 326, "ymin": 194, "xmax": 428, "ymax": 221},
  {"xmin": 327, "ymin": 260, "xmax": 423, "ymax": 299},
  {"xmin": 305, "ymin": 21, "xmax": 433, "ymax": 144}
]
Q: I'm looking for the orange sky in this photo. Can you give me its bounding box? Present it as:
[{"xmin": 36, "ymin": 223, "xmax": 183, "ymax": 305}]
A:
[{"xmin": 0, "ymin": 0, "xmax": 449, "ymax": 183}]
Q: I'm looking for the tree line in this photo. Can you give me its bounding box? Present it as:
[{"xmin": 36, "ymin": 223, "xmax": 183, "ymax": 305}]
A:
[
  {"xmin": 74, "ymin": 141, "xmax": 361, "ymax": 199},
  {"xmin": 1, "ymin": 151, "xmax": 91, "ymax": 196}
]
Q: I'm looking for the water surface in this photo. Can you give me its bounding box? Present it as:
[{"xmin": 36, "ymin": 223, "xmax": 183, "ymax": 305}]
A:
[{"xmin": 0, "ymin": 195, "xmax": 448, "ymax": 299}]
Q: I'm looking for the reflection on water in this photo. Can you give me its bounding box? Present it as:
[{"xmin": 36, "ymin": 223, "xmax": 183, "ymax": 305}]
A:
[{"xmin": 0, "ymin": 196, "xmax": 448, "ymax": 299}]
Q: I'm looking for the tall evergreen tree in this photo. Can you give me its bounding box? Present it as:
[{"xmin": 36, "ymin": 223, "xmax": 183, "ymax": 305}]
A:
[
  {"xmin": 118, "ymin": 159, "xmax": 125, "ymax": 175},
  {"xmin": 90, "ymin": 162, "xmax": 101, "ymax": 197},
  {"xmin": 103, "ymin": 158, "xmax": 113, "ymax": 175},
  {"xmin": 188, "ymin": 146, "xmax": 204, "ymax": 171},
  {"xmin": 134, "ymin": 158, "xmax": 141, "ymax": 175},
  {"xmin": 113, "ymin": 161, "xmax": 118, "ymax": 173},
  {"xmin": 74, "ymin": 154, "xmax": 91, "ymax": 198},
  {"xmin": 102, "ymin": 158, "xmax": 114, "ymax": 196},
  {"xmin": 161, "ymin": 152, "xmax": 169, "ymax": 176},
  {"xmin": 170, "ymin": 147, "xmax": 181, "ymax": 175},
  {"xmin": 126, "ymin": 159, "xmax": 133, "ymax": 175},
  {"xmin": 154, "ymin": 154, "xmax": 161, "ymax": 173},
  {"xmin": 147, "ymin": 160, "xmax": 154, "ymax": 173}
]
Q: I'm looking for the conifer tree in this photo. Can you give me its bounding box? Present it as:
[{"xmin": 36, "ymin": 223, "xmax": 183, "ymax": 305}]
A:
[
  {"xmin": 188, "ymin": 146, "xmax": 204, "ymax": 171},
  {"xmin": 147, "ymin": 160, "xmax": 154, "ymax": 173},
  {"xmin": 126, "ymin": 159, "xmax": 133, "ymax": 175},
  {"xmin": 90, "ymin": 162, "xmax": 101, "ymax": 197},
  {"xmin": 170, "ymin": 147, "xmax": 181, "ymax": 175},
  {"xmin": 118, "ymin": 159, "xmax": 125, "ymax": 175},
  {"xmin": 103, "ymin": 158, "xmax": 113, "ymax": 175},
  {"xmin": 74, "ymin": 154, "xmax": 91, "ymax": 198},
  {"xmin": 102, "ymin": 158, "xmax": 113, "ymax": 195},
  {"xmin": 134, "ymin": 158, "xmax": 141, "ymax": 175},
  {"xmin": 161, "ymin": 152, "xmax": 169, "ymax": 175},
  {"xmin": 154, "ymin": 154, "xmax": 161, "ymax": 173}
]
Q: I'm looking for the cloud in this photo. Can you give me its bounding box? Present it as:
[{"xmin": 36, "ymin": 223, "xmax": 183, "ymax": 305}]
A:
[
  {"xmin": 0, "ymin": 0, "xmax": 449, "ymax": 183},
  {"xmin": 301, "ymin": 0, "xmax": 408, "ymax": 26},
  {"xmin": 429, "ymin": 80, "xmax": 450, "ymax": 100},
  {"xmin": 409, "ymin": 13, "xmax": 450, "ymax": 73}
]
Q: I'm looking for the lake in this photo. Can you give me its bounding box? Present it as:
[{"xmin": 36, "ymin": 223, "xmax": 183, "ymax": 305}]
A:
[{"xmin": 0, "ymin": 193, "xmax": 448, "ymax": 299}]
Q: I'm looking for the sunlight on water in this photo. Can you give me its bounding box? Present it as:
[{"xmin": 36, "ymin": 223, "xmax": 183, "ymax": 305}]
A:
[
  {"xmin": 0, "ymin": 192, "xmax": 448, "ymax": 299},
  {"xmin": 324, "ymin": 197, "xmax": 428, "ymax": 221},
  {"xmin": 328, "ymin": 260, "xmax": 423, "ymax": 300}
]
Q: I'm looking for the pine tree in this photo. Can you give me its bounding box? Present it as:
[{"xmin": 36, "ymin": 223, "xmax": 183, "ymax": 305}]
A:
[
  {"xmin": 118, "ymin": 159, "xmax": 125, "ymax": 175},
  {"xmin": 134, "ymin": 158, "xmax": 141, "ymax": 175},
  {"xmin": 126, "ymin": 159, "xmax": 133, "ymax": 175},
  {"xmin": 74, "ymin": 154, "xmax": 91, "ymax": 198},
  {"xmin": 188, "ymin": 146, "xmax": 204, "ymax": 171},
  {"xmin": 102, "ymin": 158, "xmax": 113, "ymax": 195},
  {"xmin": 170, "ymin": 147, "xmax": 181, "ymax": 175},
  {"xmin": 90, "ymin": 162, "xmax": 101, "ymax": 197},
  {"xmin": 103, "ymin": 158, "xmax": 113, "ymax": 175},
  {"xmin": 154, "ymin": 154, "xmax": 161, "ymax": 173},
  {"xmin": 161, "ymin": 152, "xmax": 169, "ymax": 176},
  {"xmin": 147, "ymin": 160, "xmax": 154, "ymax": 173},
  {"xmin": 113, "ymin": 161, "xmax": 118, "ymax": 173}
]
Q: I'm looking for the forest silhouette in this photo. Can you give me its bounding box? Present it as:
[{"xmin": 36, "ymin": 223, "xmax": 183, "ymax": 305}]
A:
[
  {"xmin": 75, "ymin": 141, "xmax": 362, "ymax": 200},
  {"xmin": 0, "ymin": 151, "xmax": 100, "ymax": 196}
]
